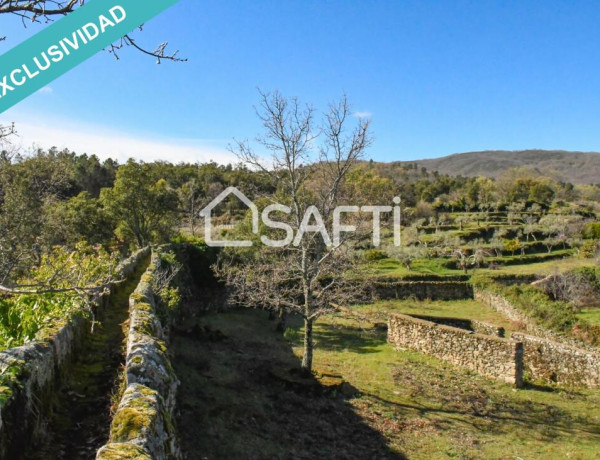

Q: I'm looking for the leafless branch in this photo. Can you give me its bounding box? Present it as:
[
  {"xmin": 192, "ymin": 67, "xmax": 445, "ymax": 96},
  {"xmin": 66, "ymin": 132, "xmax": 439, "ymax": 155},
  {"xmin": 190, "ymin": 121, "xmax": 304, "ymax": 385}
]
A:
[
  {"xmin": 0, "ymin": 1, "xmax": 186, "ymax": 63},
  {"xmin": 220, "ymin": 91, "xmax": 372, "ymax": 373}
]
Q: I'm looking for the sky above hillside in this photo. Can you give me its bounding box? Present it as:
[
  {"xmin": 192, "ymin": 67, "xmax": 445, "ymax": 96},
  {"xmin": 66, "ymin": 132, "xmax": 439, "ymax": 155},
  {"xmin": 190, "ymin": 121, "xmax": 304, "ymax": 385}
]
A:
[{"xmin": 1, "ymin": 0, "xmax": 600, "ymax": 164}]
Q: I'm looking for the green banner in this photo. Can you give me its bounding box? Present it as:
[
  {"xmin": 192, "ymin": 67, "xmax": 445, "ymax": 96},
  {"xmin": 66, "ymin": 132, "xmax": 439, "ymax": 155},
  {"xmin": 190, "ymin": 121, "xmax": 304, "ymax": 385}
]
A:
[{"xmin": 0, "ymin": 0, "xmax": 180, "ymax": 114}]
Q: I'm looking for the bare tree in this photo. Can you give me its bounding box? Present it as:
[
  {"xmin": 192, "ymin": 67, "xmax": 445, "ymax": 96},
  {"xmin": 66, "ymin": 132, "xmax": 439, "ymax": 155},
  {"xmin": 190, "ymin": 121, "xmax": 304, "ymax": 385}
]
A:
[
  {"xmin": 533, "ymin": 270, "xmax": 600, "ymax": 309},
  {"xmin": 216, "ymin": 91, "xmax": 372, "ymax": 374},
  {"xmin": 0, "ymin": 1, "xmax": 185, "ymax": 153},
  {"xmin": 452, "ymin": 247, "xmax": 489, "ymax": 274},
  {"xmin": 0, "ymin": 1, "xmax": 185, "ymax": 63},
  {"xmin": 178, "ymin": 178, "xmax": 202, "ymax": 237},
  {"xmin": 0, "ymin": 123, "xmax": 16, "ymax": 141}
]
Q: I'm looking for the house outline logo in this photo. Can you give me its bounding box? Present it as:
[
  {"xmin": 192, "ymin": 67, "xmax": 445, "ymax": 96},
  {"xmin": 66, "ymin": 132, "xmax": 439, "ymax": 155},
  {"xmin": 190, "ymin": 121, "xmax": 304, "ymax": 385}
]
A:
[{"xmin": 199, "ymin": 187, "xmax": 259, "ymax": 247}]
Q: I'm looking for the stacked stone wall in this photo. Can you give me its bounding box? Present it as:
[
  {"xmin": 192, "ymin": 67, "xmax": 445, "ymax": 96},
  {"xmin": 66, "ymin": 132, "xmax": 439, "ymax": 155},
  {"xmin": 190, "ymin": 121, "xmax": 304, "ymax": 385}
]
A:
[
  {"xmin": 388, "ymin": 313, "xmax": 523, "ymax": 386},
  {"xmin": 97, "ymin": 250, "xmax": 181, "ymax": 459},
  {"xmin": 0, "ymin": 247, "xmax": 150, "ymax": 459}
]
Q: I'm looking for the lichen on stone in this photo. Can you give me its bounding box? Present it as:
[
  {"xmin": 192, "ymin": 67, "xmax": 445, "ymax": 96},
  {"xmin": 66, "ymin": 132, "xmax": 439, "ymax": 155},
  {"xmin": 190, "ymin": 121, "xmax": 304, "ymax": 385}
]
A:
[
  {"xmin": 110, "ymin": 386, "xmax": 158, "ymax": 442},
  {"xmin": 96, "ymin": 442, "xmax": 152, "ymax": 459}
]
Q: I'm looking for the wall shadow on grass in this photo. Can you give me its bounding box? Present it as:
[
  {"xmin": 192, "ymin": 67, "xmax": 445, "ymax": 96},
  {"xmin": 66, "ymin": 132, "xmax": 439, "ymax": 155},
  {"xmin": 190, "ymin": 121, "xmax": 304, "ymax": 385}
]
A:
[
  {"xmin": 171, "ymin": 308, "xmax": 405, "ymax": 459},
  {"xmin": 312, "ymin": 322, "xmax": 388, "ymax": 354}
]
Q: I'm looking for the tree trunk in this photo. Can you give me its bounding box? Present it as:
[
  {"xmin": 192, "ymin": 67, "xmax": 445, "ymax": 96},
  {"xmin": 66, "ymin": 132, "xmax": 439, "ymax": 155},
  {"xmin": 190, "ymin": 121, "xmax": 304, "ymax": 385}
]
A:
[
  {"xmin": 301, "ymin": 317, "xmax": 313, "ymax": 374},
  {"xmin": 276, "ymin": 309, "xmax": 288, "ymax": 332},
  {"xmin": 190, "ymin": 199, "xmax": 196, "ymax": 237}
]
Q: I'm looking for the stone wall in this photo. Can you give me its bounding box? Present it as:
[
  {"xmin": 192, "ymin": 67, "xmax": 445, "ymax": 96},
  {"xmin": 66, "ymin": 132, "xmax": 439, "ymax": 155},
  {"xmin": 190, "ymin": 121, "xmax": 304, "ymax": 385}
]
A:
[
  {"xmin": 388, "ymin": 313, "xmax": 523, "ymax": 386},
  {"xmin": 511, "ymin": 332, "xmax": 600, "ymax": 387},
  {"xmin": 0, "ymin": 247, "xmax": 150, "ymax": 460},
  {"xmin": 475, "ymin": 288, "xmax": 600, "ymax": 387},
  {"xmin": 97, "ymin": 250, "xmax": 181, "ymax": 460},
  {"xmin": 474, "ymin": 288, "xmax": 598, "ymax": 351},
  {"xmin": 374, "ymin": 280, "xmax": 473, "ymax": 301}
]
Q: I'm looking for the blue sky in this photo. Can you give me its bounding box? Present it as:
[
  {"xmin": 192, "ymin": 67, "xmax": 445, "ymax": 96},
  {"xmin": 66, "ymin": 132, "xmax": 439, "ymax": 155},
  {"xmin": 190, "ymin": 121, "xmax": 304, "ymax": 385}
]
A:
[{"xmin": 1, "ymin": 0, "xmax": 600, "ymax": 164}]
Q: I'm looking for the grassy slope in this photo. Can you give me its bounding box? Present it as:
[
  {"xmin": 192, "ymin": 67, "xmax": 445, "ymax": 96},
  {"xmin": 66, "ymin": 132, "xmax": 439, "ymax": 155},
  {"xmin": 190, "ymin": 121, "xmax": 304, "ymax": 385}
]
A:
[
  {"xmin": 291, "ymin": 314, "xmax": 600, "ymax": 459},
  {"xmin": 172, "ymin": 308, "xmax": 600, "ymax": 459},
  {"xmin": 368, "ymin": 254, "xmax": 597, "ymax": 278},
  {"xmin": 578, "ymin": 308, "xmax": 600, "ymax": 326},
  {"xmin": 172, "ymin": 310, "xmax": 403, "ymax": 459}
]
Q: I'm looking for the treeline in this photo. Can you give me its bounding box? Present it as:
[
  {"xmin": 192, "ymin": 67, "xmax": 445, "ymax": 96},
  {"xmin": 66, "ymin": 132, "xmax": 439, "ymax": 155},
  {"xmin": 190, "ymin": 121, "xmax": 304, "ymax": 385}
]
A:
[
  {"xmin": 355, "ymin": 161, "xmax": 600, "ymax": 213},
  {"xmin": 1, "ymin": 148, "xmax": 599, "ymax": 285},
  {"xmin": 0, "ymin": 148, "xmax": 272, "ymax": 284}
]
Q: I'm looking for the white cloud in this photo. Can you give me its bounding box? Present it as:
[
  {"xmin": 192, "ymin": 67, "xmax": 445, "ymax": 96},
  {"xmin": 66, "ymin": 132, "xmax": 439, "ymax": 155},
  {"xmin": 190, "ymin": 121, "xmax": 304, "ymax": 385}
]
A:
[
  {"xmin": 1, "ymin": 115, "xmax": 237, "ymax": 165},
  {"xmin": 38, "ymin": 86, "xmax": 53, "ymax": 94},
  {"xmin": 353, "ymin": 111, "xmax": 372, "ymax": 118}
]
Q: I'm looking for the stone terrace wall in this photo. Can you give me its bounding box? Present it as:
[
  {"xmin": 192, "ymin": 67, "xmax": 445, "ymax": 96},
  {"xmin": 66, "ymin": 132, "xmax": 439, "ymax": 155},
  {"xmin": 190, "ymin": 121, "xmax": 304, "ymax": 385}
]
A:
[
  {"xmin": 475, "ymin": 288, "xmax": 600, "ymax": 387},
  {"xmin": 97, "ymin": 251, "xmax": 181, "ymax": 460},
  {"xmin": 0, "ymin": 247, "xmax": 150, "ymax": 460},
  {"xmin": 388, "ymin": 314, "xmax": 523, "ymax": 386},
  {"xmin": 474, "ymin": 288, "xmax": 598, "ymax": 351},
  {"xmin": 512, "ymin": 332, "xmax": 600, "ymax": 387},
  {"xmin": 374, "ymin": 280, "xmax": 473, "ymax": 301}
]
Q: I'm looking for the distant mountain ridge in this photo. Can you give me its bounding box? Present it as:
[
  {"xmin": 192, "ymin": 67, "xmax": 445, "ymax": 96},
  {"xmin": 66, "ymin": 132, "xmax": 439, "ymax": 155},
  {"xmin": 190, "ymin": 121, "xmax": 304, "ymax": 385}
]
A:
[{"xmin": 399, "ymin": 150, "xmax": 600, "ymax": 184}]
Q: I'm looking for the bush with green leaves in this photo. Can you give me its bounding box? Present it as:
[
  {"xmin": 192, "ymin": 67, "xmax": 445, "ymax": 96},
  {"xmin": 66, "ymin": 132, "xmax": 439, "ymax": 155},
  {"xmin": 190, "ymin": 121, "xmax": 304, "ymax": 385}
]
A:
[
  {"xmin": 580, "ymin": 239, "xmax": 599, "ymax": 258},
  {"xmin": 363, "ymin": 249, "xmax": 387, "ymax": 262},
  {"xmin": 0, "ymin": 292, "xmax": 80, "ymax": 350},
  {"xmin": 582, "ymin": 222, "xmax": 600, "ymax": 239},
  {"xmin": 0, "ymin": 244, "xmax": 120, "ymax": 351}
]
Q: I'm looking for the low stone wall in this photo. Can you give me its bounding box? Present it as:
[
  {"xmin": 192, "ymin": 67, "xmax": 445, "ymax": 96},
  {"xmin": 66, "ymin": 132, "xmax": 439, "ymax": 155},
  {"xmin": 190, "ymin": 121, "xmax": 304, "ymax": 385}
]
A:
[
  {"xmin": 474, "ymin": 288, "xmax": 597, "ymax": 350},
  {"xmin": 97, "ymin": 250, "xmax": 181, "ymax": 460},
  {"xmin": 511, "ymin": 332, "xmax": 600, "ymax": 387},
  {"xmin": 487, "ymin": 274, "xmax": 538, "ymax": 286},
  {"xmin": 409, "ymin": 314, "xmax": 505, "ymax": 338},
  {"xmin": 388, "ymin": 313, "xmax": 523, "ymax": 386},
  {"xmin": 0, "ymin": 247, "xmax": 150, "ymax": 459},
  {"xmin": 374, "ymin": 281, "xmax": 473, "ymax": 301},
  {"xmin": 475, "ymin": 288, "xmax": 600, "ymax": 387}
]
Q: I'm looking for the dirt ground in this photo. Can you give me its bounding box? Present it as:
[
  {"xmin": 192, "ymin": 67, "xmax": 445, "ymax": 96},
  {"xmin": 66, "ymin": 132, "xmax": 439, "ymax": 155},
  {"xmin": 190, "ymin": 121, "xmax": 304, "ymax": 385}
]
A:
[{"xmin": 171, "ymin": 309, "xmax": 404, "ymax": 460}]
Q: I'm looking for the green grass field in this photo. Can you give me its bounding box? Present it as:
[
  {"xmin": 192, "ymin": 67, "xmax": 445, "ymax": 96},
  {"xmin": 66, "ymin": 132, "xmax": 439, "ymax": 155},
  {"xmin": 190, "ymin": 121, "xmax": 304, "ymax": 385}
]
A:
[
  {"xmin": 287, "ymin": 313, "xmax": 600, "ymax": 459},
  {"xmin": 578, "ymin": 308, "xmax": 600, "ymax": 326},
  {"xmin": 368, "ymin": 257, "xmax": 461, "ymax": 277},
  {"xmin": 368, "ymin": 254, "xmax": 597, "ymax": 279},
  {"xmin": 353, "ymin": 299, "xmax": 519, "ymax": 334},
  {"xmin": 479, "ymin": 255, "xmax": 597, "ymax": 276}
]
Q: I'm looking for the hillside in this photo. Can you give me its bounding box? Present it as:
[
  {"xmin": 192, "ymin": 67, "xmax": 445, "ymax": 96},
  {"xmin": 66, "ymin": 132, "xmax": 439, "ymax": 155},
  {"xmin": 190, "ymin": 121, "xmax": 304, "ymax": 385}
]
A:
[{"xmin": 400, "ymin": 150, "xmax": 600, "ymax": 184}]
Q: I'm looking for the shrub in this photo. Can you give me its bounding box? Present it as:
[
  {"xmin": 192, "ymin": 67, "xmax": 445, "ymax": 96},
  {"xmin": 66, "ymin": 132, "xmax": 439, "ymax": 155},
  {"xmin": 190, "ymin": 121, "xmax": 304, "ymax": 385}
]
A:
[
  {"xmin": 171, "ymin": 233, "xmax": 207, "ymax": 247},
  {"xmin": 0, "ymin": 292, "xmax": 81, "ymax": 350},
  {"xmin": 363, "ymin": 249, "xmax": 387, "ymax": 262},
  {"xmin": 582, "ymin": 222, "xmax": 600, "ymax": 239},
  {"xmin": 580, "ymin": 239, "xmax": 599, "ymax": 258}
]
